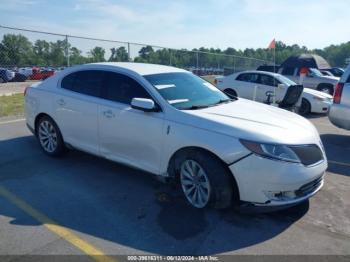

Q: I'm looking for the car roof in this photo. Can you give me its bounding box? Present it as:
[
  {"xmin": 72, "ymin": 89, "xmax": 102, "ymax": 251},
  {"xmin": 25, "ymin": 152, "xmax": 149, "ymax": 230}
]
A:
[
  {"xmin": 88, "ymin": 62, "xmax": 188, "ymax": 76},
  {"xmin": 236, "ymin": 70, "xmax": 280, "ymax": 77}
]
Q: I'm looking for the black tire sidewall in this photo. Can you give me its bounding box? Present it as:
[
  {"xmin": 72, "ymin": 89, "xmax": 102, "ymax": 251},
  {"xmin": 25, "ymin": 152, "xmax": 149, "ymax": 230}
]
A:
[
  {"xmin": 299, "ymin": 98, "xmax": 311, "ymax": 115},
  {"xmin": 224, "ymin": 88, "xmax": 237, "ymax": 98},
  {"xmin": 176, "ymin": 150, "xmax": 234, "ymax": 209},
  {"xmin": 317, "ymin": 85, "xmax": 333, "ymax": 95}
]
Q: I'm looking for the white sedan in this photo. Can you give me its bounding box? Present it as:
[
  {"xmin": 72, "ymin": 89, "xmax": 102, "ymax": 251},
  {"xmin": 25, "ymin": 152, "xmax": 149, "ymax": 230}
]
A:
[
  {"xmin": 215, "ymin": 71, "xmax": 333, "ymax": 115},
  {"xmin": 25, "ymin": 63, "xmax": 327, "ymax": 210}
]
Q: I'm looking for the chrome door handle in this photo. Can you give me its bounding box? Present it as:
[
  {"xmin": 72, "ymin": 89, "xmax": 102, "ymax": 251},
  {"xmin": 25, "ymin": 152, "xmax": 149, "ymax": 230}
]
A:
[
  {"xmin": 57, "ymin": 99, "xmax": 66, "ymax": 106},
  {"xmin": 103, "ymin": 110, "xmax": 115, "ymax": 118}
]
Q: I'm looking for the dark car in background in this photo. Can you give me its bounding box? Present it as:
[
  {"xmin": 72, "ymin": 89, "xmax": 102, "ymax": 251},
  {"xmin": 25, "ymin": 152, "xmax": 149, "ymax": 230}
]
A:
[{"xmin": 0, "ymin": 68, "xmax": 15, "ymax": 83}]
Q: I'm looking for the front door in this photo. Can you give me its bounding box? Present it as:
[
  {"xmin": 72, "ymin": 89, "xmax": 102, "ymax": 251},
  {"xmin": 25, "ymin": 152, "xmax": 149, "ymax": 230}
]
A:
[{"xmin": 98, "ymin": 71, "xmax": 165, "ymax": 174}]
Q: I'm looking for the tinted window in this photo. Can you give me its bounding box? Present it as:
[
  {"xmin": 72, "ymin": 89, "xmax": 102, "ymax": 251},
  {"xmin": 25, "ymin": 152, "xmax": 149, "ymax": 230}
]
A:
[
  {"xmin": 259, "ymin": 74, "xmax": 280, "ymax": 87},
  {"xmin": 102, "ymin": 72, "xmax": 151, "ymax": 104},
  {"xmin": 281, "ymin": 67, "xmax": 295, "ymax": 75},
  {"xmin": 61, "ymin": 70, "xmax": 104, "ymax": 97},
  {"xmin": 236, "ymin": 73, "xmax": 259, "ymax": 83}
]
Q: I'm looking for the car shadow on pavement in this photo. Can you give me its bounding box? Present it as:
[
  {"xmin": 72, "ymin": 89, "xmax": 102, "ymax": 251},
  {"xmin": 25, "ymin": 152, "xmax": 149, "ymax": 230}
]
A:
[
  {"xmin": 0, "ymin": 135, "xmax": 309, "ymax": 255},
  {"xmin": 320, "ymin": 134, "xmax": 350, "ymax": 177}
]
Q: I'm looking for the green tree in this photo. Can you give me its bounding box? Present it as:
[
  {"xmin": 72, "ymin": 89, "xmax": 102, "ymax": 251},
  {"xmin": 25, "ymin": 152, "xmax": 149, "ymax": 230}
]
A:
[
  {"xmin": 70, "ymin": 47, "xmax": 87, "ymax": 65},
  {"xmin": 88, "ymin": 46, "xmax": 106, "ymax": 62},
  {"xmin": 108, "ymin": 47, "xmax": 128, "ymax": 62},
  {"xmin": 33, "ymin": 39, "xmax": 50, "ymax": 66},
  {"xmin": 0, "ymin": 34, "xmax": 34, "ymax": 66}
]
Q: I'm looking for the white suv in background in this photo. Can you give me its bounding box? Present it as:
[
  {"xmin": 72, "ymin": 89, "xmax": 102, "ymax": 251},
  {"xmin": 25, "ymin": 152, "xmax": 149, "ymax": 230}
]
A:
[
  {"xmin": 278, "ymin": 67, "xmax": 339, "ymax": 94},
  {"xmin": 25, "ymin": 63, "xmax": 327, "ymax": 210},
  {"xmin": 328, "ymin": 66, "xmax": 350, "ymax": 130}
]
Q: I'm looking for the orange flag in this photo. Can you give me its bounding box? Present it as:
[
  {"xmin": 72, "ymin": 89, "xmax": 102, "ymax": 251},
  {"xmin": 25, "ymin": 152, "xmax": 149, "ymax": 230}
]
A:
[{"xmin": 268, "ymin": 39, "xmax": 276, "ymax": 49}]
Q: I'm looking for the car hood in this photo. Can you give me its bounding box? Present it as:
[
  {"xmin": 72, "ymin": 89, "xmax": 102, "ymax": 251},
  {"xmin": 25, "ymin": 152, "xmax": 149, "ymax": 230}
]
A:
[
  {"xmin": 303, "ymin": 88, "xmax": 333, "ymax": 99},
  {"xmin": 183, "ymin": 98, "xmax": 320, "ymax": 145}
]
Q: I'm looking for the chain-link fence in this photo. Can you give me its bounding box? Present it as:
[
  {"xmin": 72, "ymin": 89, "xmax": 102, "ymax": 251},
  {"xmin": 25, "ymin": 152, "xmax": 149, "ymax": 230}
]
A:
[{"xmin": 0, "ymin": 25, "xmax": 271, "ymax": 83}]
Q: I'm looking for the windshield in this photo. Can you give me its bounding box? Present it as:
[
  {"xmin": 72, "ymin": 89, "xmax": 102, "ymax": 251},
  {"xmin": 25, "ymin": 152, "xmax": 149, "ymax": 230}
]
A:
[
  {"xmin": 275, "ymin": 74, "xmax": 297, "ymax": 86},
  {"xmin": 309, "ymin": 68, "xmax": 323, "ymax": 77},
  {"xmin": 144, "ymin": 72, "xmax": 231, "ymax": 110}
]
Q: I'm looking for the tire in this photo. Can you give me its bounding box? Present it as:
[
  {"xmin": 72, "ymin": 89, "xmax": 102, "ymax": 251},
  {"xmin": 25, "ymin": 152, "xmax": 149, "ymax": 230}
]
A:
[
  {"xmin": 36, "ymin": 116, "xmax": 66, "ymax": 157},
  {"xmin": 0, "ymin": 77, "xmax": 5, "ymax": 83},
  {"xmin": 299, "ymin": 98, "xmax": 311, "ymax": 115},
  {"xmin": 175, "ymin": 150, "xmax": 235, "ymax": 209},
  {"xmin": 317, "ymin": 84, "xmax": 334, "ymax": 95},
  {"xmin": 224, "ymin": 88, "xmax": 237, "ymax": 98}
]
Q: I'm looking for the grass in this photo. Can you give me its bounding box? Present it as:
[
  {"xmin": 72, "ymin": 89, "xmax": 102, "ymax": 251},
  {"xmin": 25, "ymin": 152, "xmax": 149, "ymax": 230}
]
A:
[{"xmin": 0, "ymin": 94, "xmax": 25, "ymax": 117}]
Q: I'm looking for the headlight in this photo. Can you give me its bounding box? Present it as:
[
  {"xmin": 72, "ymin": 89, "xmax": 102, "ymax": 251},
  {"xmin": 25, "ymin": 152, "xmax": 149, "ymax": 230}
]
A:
[{"xmin": 240, "ymin": 139, "xmax": 301, "ymax": 163}]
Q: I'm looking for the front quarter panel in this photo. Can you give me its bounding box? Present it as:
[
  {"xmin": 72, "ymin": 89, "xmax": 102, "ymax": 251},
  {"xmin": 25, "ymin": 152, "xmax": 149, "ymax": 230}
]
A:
[{"xmin": 160, "ymin": 119, "xmax": 251, "ymax": 175}]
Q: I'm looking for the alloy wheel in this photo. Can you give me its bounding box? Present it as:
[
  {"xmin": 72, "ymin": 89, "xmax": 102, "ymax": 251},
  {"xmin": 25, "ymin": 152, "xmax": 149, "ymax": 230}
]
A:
[
  {"xmin": 180, "ymin": 160, "xmax": 211, "ymax": 208},
  {"xmin": 38, "ymin": 120, "xmax": 58, "ymax": 153}
]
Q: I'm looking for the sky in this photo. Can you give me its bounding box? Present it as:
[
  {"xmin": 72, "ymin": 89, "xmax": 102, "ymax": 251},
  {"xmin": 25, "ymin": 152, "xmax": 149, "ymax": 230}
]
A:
[{"xmin": 0, "ymin": 0, "xmax": 349, "ymax": 52}]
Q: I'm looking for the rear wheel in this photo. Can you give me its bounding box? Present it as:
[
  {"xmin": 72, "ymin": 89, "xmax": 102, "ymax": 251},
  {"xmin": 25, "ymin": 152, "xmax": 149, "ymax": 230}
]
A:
[
  {"xmin": 317, "ymin": 84, "xmax": 333, "ymax": 95},
  {"xmin": 176, "ymin": 150, "xmax": 235, "ymax": 209},
  {"xmin": 36, "ymin": 116, "xmax": 66, "ymax": 157},
  {"xmin": 299, "ymin": 98, "xmax": 311, "ymax": 115},
  {"xmin": 224, "ymin": 88, "xmax": 237, "ymax": 98}
]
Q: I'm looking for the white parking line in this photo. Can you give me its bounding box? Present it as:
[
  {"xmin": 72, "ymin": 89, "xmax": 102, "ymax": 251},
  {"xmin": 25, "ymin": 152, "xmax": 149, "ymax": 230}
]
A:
[{"xmin": 0, "ymin": 118, "xmax": 25, "ymax": 125}]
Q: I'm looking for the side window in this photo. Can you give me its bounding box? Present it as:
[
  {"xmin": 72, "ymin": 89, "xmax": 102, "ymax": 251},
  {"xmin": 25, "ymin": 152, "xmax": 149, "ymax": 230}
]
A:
[
  {"xmin": 236, "ymin": 73, "xmax": 258, "ymax": 83},
  {"xmin": 61, "ymin": 70, "xmax": 104, "ymax": 97},
  {"xmin": 281, "ymin": 67, "xmax": 295, "ymax": 76},
  {"xmin": 259, "ymin": 74, "xmax": 279, "ymax": 87},
  {"xmin": 102, "ymin": 72, "xmax": 151, "ymax": 104},
  {"xmin": 236, "ymin": 73, "xmax": 249, "ymax": 82},
  {"xmin": 61, "ymin": 73, "xmax": 76, "ymax": 91}
]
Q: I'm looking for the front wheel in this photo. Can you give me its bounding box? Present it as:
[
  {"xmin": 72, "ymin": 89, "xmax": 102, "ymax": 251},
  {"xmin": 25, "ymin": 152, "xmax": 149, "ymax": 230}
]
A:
[
  {"xmin": 317, "ymin": 84, "xmax": 333, "ymax": 95},
  {"xmin": 224, "ymin": 88, "xmax": 237, "ymax": 98},
  {"xmin": 177, "ymin": 151, "xmax": 236, "ymax": 209},
  {"xmin": 36, "ymin": 116, "xmax": 66, "ymax": 157},
  {"xmin": 299, "ymin": 98, "xmax": 311, "ymax": 115}
]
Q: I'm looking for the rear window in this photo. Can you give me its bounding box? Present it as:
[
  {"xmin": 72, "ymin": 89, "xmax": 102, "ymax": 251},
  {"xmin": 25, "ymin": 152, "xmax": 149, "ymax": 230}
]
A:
[{"xmin": 61, "ymin": 70, "xmax": 104, "ymax": 97}]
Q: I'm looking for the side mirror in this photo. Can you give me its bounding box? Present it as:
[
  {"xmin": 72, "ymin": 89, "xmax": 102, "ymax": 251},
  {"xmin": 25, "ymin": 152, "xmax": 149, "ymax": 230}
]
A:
[
  {"xmin": 277, "ymin": 84, "xmax": 286, "ymax": 89},
  {"xmin": 131, "ymin": 98, "xmax": 159, "ymax": 112}
]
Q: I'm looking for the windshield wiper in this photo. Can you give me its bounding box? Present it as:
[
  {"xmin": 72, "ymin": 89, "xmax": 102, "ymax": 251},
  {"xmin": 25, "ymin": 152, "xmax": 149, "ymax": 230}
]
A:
[{"xmin": 210, "ymin": 98, "xmax": 235, "ymax": 106}]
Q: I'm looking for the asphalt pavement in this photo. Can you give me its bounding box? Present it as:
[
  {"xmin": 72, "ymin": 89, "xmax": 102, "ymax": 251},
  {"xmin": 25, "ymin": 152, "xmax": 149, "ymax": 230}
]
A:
[{"xmin": 0, "ymin": 115, "xmax": 349, "ymax": 261}]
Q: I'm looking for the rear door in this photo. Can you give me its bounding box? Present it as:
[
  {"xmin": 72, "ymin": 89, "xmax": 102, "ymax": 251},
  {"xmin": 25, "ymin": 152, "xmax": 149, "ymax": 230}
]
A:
[
  {"xmin": 98, "ymin": 71, "xmax": 165, "ymax": 174},
  {"xmin": 54, "ymin": 70, "xmax": 103, "ymax": 155},
  {"xmin": 234, "ymin": 73, "xmax": 260, "ymax": 100}
]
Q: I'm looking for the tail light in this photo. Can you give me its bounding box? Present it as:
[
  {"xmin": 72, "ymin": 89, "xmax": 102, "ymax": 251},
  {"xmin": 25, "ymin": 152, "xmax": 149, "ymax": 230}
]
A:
[
  {"xmin": 333, "ymin": 82, "xmax": 344, "ymax": 104},
  {"xmin": 24, "ymin": 86, "xmax": 30, "ymax": 96}
]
